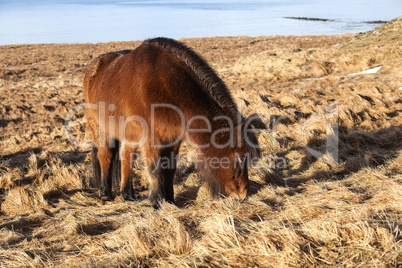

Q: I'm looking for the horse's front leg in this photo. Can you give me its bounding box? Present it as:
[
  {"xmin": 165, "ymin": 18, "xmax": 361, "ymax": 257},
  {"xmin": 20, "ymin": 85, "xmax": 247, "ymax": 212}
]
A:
[
  {"xmin": 142, "ymin": 145, "xmax": 164, "ymax": 208},
  {"xmin": 159, "ymin": 144, "xmax": 180, "ymax": 204}
]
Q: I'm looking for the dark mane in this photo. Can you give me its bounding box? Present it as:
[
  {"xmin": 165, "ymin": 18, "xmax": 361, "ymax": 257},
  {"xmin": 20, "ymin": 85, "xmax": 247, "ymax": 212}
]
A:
[{"xmin": 144, "ymin": 37, "xmax": 243, "ymax": 122}]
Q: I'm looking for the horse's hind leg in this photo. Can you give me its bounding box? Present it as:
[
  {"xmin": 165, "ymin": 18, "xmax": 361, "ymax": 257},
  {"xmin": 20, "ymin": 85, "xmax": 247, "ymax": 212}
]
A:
[
  {"xmin": 87, "ymin": 118, "xmax": 114, "ymax": 200},
  {"xmin": 119, "ymin": 141, "xmax": 137, "ymax": 201},
  {"xmin": 97, "ymin": 143, "xmax": 118, "ymax": 201}
]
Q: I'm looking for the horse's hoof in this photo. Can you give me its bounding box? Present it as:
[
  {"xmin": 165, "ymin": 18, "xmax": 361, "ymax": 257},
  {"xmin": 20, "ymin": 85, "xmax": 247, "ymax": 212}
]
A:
[
  {"xmin": 152, "ymin": 202, "xmax": 162, "ymax": 210},
  {"xmin": 123, "ymin": 195, "xmax": 136, "ymax": 202},
  {"xmin": 100, "ymin": 195, "xmax": 112, "ymax": 202},
  {"xmin": 148, "ymin": 197, "xmax": 162, "ymax": 209}
]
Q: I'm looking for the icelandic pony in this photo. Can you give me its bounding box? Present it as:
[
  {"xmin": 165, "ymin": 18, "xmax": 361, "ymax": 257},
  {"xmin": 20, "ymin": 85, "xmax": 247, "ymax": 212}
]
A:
[{"xmin": 83, "ymin": 37, "xmax": 265, "ymax": 206}]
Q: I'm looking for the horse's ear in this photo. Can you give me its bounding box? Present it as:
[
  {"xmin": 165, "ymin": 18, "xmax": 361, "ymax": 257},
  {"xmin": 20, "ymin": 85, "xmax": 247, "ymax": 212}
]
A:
[
  {"xmin": 234, "ymin": 154, "xmax": 248, "ymax": 178},
  {"xmin": 234, "ymin": 155, "xmax": 241, "ymax": 177},
  {"xmin": 244, "ymin": 113, "xmax": 267, "ymax": 131},
  {"xmin": 240, "ymin": 114, "xmax": 266, "ymax": 162},
  {"xmin": 241, "ymin": 154, "xmax": 248, "ymax": 177}
]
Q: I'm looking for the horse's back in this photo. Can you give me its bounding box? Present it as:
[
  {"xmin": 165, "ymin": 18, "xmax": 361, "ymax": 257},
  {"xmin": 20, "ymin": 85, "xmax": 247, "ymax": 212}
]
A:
[
  {"xmin": 83, "ymin": 51, "xmax": 131, "ymax": 102},
  {"xmin": 83, "ymin": 43, "xmax": 212, "ymax": 143}
]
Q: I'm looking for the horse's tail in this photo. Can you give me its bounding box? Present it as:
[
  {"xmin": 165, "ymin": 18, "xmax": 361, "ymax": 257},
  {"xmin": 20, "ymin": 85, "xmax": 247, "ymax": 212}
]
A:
[{"xmin": 90, "ymin": 140, "xmax": 121, "ymax": 192}]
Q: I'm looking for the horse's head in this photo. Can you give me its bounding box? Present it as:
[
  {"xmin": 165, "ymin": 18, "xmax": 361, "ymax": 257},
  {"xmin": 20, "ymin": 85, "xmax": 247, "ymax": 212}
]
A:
[
  {"xmin": 221, "ymin": 113, "xmax": 266, "ymax": 201},
  {"xmin": 223, "ymin": 153, "xmax": 249, "ymax": 200}
]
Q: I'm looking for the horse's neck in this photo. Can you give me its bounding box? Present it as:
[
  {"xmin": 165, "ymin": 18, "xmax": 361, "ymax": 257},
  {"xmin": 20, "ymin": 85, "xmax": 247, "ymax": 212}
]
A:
[{"xmin": 185, "ymin": 108, "xmax": 241, "ymax": 149}]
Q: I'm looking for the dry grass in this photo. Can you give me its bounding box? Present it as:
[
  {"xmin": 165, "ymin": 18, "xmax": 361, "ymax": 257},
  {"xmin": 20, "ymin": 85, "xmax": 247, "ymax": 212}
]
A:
[{"xmin": 0, "ymin": 19, "xmax": 401, "ymax": 267}]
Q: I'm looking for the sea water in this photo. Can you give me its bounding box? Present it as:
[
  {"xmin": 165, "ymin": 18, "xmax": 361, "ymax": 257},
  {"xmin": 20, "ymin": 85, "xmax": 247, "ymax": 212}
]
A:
[{"xmin": 0, "ymin": 0, "xmax": 400, "ymax": 45}]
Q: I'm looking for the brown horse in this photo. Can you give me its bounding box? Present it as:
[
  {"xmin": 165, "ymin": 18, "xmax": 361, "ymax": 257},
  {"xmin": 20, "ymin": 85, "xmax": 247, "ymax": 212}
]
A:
[{"xmin": 83, "ymin": 37, "xmax": 265, "ymax": 207}]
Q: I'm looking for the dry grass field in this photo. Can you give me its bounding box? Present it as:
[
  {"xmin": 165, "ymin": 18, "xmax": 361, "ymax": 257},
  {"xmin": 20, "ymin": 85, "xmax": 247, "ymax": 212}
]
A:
[{"xmin": 0, "ymin": 18, "xmax": 401, "ymax": 267}]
